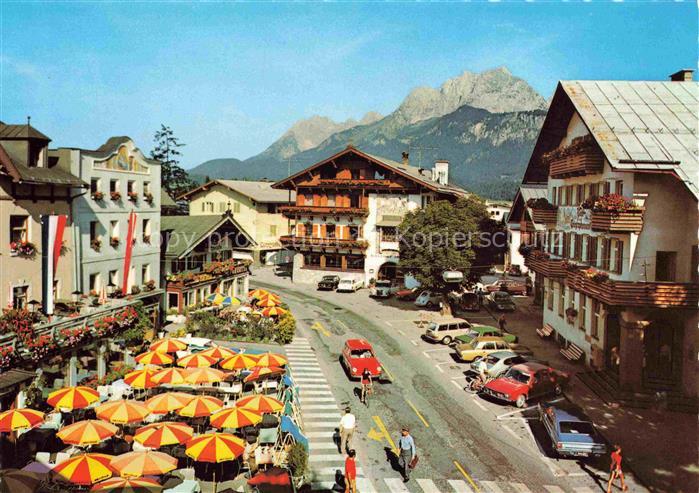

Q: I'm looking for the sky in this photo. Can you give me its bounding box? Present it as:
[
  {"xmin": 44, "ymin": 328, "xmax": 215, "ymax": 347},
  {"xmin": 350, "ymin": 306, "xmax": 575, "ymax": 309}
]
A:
[{"xmin": 1, "ymin": 2, "xmax": 696, "ymax": 168}]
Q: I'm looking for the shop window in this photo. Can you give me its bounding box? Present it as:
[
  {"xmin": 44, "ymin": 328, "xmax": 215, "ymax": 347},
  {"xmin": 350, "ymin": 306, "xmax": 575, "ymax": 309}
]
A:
[
  {"xmin": 10, "ymin": 215, "xmax": 29, "ymax": 244},
  {"xmin": 325, "ymin": 254, "xmax": 341, "ymax": 268},
  {"xmin": 347, "ymin": 255, "xmax": 365, "ymax": 270},
  {"xmin": 656, "ymin": 251, "xmax": 677, "ymax": 282}
]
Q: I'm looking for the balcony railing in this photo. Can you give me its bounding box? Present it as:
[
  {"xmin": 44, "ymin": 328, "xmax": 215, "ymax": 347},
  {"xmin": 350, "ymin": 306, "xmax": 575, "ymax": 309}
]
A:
[
  {"xmin": 523, "ymin": 248, "xmax": 567, "ymax": 279},
  {"xmin": 279, "ymin": 205, "xmax": 368, "ymax": 218},
  {"xmin": 543, "ymin": 135, "xmax": 604, "ymax": 178},
  {"xmin": 166, "ymin": 260, "xmax": 250, "ymax": 288},
  {"xmin": 280, "ymin": 235, "xmax": 369, "ymax": 250},
  {"xmin": 590, "ymin": 210, "xmax": 644, "ymax": 233},
  {"xmin": 317, "ymin": 178, "xmax": 393, "ymax": 189}
]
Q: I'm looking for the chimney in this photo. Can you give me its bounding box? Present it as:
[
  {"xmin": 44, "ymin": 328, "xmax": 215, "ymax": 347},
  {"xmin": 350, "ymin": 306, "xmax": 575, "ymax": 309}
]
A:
[
  {"xmin": 433, "ymin": 160, "xmax": 449, "ymax": 186},
  {"xmin": 669, "ymin": 69, "xmax": 694, "ymax": 82},
  {"xmin": 401, "ymin": 152, "xmax": 409, "ymax": 166}
]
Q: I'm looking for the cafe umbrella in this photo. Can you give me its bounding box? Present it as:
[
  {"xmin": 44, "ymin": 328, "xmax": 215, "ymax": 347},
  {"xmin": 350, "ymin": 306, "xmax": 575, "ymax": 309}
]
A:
[
  {"xmin": 47, "ymin": 386, "xmax": 100, "ymax": 410},
  {"xmin": 185, "ymin": 433, "xmax": 245, "ymax": 493},
  {"xmin": 90, "ymin": 476, "xmax": 163, "ymax": 493},
  {"xmin": 110, "ymin": 451, "xmax": 177, "ymax": 478},
  {"xmin": 134, "ymin": 422, "xmax": 193, "ymax": 449},
  {"xmin": 0, "ymin": 408, "xmax": 44, "ymax": 432},
  {"xmin": 144, "ymin": 392, "xmax": 194, "ymax": 415},
  {"xmin": 95, "ymin": 400, "xmax": 150, "ymax": 425},
  {"xmin": 52, "ymin": 453, "xmax": 114, "ymax": 486},
  {"xmin": 57, "ymin": 420, "xmax": 118, "ymax": 446}
]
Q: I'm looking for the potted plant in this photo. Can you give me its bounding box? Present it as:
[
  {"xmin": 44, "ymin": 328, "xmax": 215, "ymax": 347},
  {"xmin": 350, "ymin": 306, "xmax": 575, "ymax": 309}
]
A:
[
  {"xmin": 144, "ymin": 192, "xmax": 154, "ymax": 204},
  {"xmin": 91, "ymin": 238, "xmax": 102, "ymax": 252},
  {"xmin": 92, "ymin": 190, "xmax": 104, "ymax": 201},
  {"xmin": 142, "ymin": 234, "xmax": 151, "ymax": 244},
  {"xmin": 110, "ymin": 237, "xmax": 120, "ymax": 248},
  {"xmin": 130, "ymin": 285, "xmax": 141, "ymax": 295},
  {"xmin": 127, "ymin": 191, "xmax": 138, "ymax": 202},
  {"xmin": 110, "ymin": 191, "xmax": 121, "ymax": 201},
  {"xmin": 143, "ymin": 280, "xmax": 156, "ymax": 292}
]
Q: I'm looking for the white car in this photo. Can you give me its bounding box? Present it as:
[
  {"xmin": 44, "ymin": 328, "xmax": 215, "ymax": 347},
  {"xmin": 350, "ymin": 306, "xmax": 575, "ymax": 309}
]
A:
[
  {"xmin": 337, "ymin": 278, "xmax": 364, "ymax": 292},
  {"xmin": 370, "ymin": 280, "xmax": 398, "ymax": 298},
  {"xmin": 414, "ymin": 290, "xmax": 442, "ymax": 308}
]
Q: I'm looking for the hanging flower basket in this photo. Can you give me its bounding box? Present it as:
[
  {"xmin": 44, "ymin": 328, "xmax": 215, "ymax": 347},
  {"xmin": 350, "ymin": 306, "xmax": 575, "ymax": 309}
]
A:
[{"xmin": 10, "ymin": 241, "xmax": 37, "ymax": 258}]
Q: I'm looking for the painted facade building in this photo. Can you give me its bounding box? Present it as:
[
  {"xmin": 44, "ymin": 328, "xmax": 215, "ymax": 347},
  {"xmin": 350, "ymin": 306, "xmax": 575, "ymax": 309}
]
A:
[
  {"xmin": 273, "ymin": 146, "xmax": 466, "ymax": 285},
  {"xmin": 161, "ymin": 214, "xmax": 254, "ymax": 313},
  {"xmin": 51, "ymin": 137, "xmax": 162, "ymax": 299},
  {"xmin": 513, "ymin": 72, "xmax": 698, "ymax": 404},
  {"xmin": 179, "ymin": 180, "xmax": 293, "ymax": 263}
]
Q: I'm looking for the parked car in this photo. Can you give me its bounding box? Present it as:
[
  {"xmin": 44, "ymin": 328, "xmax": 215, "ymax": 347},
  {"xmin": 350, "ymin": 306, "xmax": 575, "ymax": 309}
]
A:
[
  {"xmin": 396, "ymin": 287, "xmax": 419, "ymax": 301},
  {"xmin": 455, "ymin": 336, "xmax": 511, "ymax": 362},
  {"xmin": 317, "ymin": 275, "xmax": 340, "ymax": 291},
  {"xmin": 485, "ymin": 279, "xmax": 527, "ymax": 295},
  {"xmin": 414, "ymin": 290, "xmax": 442, "ymax": 308},
  {"xmin": 341, "ymin": 339, "xmax": 383, "ymax": 379},
  {"xmin": 337, "ymin": 278, "xmax": 363, "ymax": 293},
  {"xmin": 370, "ymin": 280, "xmax": 398, "ymax": 298},
  {"xmin": 506, "ymin": 264, "xmax": 523, "ymax": 276},
  {"xmin": 539, "ymin": 400, "xmax": 607, "ymax": 458},
  {"xmin": 456, "ymin": 292, "xmax": 481, "ymax": 312},
  {"xmin": 468, "ymin": 351, "xmax": 527, "ymax": 379},
  {"xmin": 486, "ymin": 291, "xmax": 517, "ymax": 311},
  {"xmin": 454, "ymin": 325, "xmax": 518, "ymax": 345},
  {"xmin": 482, "ymin": 362, "xmax": 569, "ymax": 408},
  {"xmin": 423, "ymin": 317, "xmax": 472, "ymax": 345}
]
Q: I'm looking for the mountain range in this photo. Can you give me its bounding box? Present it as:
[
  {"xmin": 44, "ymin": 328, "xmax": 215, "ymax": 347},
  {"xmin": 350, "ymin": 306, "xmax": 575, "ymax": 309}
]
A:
[{"xmin": 189, "ymin": 67, "xmax": 548, "ymax": 199}]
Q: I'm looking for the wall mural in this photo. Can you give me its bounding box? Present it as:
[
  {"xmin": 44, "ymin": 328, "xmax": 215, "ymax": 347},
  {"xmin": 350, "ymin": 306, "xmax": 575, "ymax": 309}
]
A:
[
  {"xmin": 560, "ymin": 206, "xmax": 591, "ymax": 231},
  {"xmin": 94, "ymin": 145, "xmax": 149, "ymax": 173},
  {"xmin": 376, "ymin": 195, "xmax": 412, "ymax": 215}
]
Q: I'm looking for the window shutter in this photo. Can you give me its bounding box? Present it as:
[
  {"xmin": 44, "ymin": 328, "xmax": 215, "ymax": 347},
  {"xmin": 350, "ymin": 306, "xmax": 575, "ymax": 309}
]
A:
[
  {"xmin": 589, "ymin": 237, "xmax": 598, "ymax": 266},
  {"xmin": 614, "ymin": 240, "xmax": 624, "ymax": 274},
  {"xmin": 601, "ymin": 238, "xmax": 611, "ymax": 270}
]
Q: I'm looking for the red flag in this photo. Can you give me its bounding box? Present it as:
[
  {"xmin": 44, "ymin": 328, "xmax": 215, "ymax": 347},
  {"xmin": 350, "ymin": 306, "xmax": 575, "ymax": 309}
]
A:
[
  {"xmin": 52, "ymin": 215, "xmax": 67, "ymax": 273},
  {"xmin": 122, "ymin": 211, "xmax": 137, "ymax": 293}
]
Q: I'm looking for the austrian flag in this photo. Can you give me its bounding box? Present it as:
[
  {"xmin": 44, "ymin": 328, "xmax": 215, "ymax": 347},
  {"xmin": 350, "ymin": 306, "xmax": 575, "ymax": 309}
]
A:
[{"xmin": 41, "ymin": 214, "xmax": 68, "ymax": 315}]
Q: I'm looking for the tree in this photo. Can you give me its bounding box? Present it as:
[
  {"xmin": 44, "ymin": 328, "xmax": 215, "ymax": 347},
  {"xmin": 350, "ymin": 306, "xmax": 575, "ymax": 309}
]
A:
[
  {"xmin": 398, "ymin": 196, "xmax": 506, "ymax": 313},
  {"xmin": 150, "ymin": 125, "xmax": 196, "ymax": 198}
]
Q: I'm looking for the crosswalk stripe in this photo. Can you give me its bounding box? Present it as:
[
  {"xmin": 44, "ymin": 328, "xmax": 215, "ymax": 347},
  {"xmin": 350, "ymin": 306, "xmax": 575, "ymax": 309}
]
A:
[
  {"xmin": 313, "ymin": 466, "xmax": 365, "ymax": 477},
  {"xmin": 300, "ymin": 390, "xmax": 334, "ymax": 395},
  {"xmin": 510, "ymin": 483, "xmax": 533, "ymax": 493},
  {"xmin": 480, "ymin": 481, "xmax": 504, "ymax": 493},
  {"xmin": 384, "ymin": 478, "xmax": 410, "ymax": 492},
  {"xmin": 300, "ymin": 396, "xmax": 336, "ymax": 402},
  {"xmin": 355, "ymin": 478, "xmax": 376, "ymax": 493},
  {"xmin": 309, "ymin": 454, "xmax": 345, "ymax": 462},
  {"xmin": 448, "ymin": 479, "xmax": 475, "ymax": 493},
  {"xmin": 309, "ymin": 442, "xmax": 338, "ymax": 450},
  {"xmin": 289, "ymin": 362, "xmax": 322, "ymax": 367},
  {"xmin": 573, "ymin": 488, "xmax": 595, "ymax": 493},
  {"xmin": 416, "ymin": 479, "xmax": 441, "ymax": 493},
  {"xmin": 543, "ymin": 487, "xmax": 565, "ymax": 493},
  {"xmin": 304, "ymin": 412, "xmax": 341, "ymax": 419},
  {"xmin": 304, "ymin": 421, "xmax": 339, "ymax": 428},
  {"xmin": 301, "ymin": 404, "xmax": 340, "ymax": 410},
  {"xmin": 305, "ymin": 430, "xmax": 335, "ymax": 438},
  {"xmin": 293, "ymin": 376, "xmax": 328, "ymax": 381},
  {"xmin": 292, "ymin": 369, "xmax": 325, "ymax": 374}
]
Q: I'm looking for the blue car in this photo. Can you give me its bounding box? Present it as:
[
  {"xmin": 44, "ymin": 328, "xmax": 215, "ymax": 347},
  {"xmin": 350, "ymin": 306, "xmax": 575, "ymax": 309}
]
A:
[{"xmin": 539, "ymin": 400, "xmax": 607, "ymax": 458}]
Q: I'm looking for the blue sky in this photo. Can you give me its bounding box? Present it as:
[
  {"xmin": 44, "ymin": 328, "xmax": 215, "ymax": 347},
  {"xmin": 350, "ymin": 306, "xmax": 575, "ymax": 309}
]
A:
[{"xmin": 1, "ymin": 2, "xmax": 696, "ymax": 167}]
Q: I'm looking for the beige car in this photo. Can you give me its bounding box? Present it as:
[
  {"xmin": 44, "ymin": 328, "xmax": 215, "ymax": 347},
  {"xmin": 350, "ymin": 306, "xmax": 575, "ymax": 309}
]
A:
[
  {"xmin": 455, "ymin": 336, "xmax": 511, "ymax": 362},
  {"xmin": 423, "ymin": 317, "xmax": 472, "ymax": 345}
]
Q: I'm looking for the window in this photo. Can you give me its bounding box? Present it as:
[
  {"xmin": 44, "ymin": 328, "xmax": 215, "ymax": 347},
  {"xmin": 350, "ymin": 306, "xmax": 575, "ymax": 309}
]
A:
[
  {"xmin": 600, "ymin": 238, "xmax": 611, "ymax": 270},
  {"xmin": 656, "ymin": 251, "xmax": 677, "ymax": 281},
  {"xmin": 168, "ymin": 292, "xmax": 179, "ymax": 310},
  {"xmin": 347, "ymin": 254, "xmax": 365, "ymax": 270},
  {"xmin": 327, "ymin": 194, "xmax": 336, "ymax": 207},
  {"xmin": 348, "ymin": 226, "xmax": 360, "ymax": 240},
  {"xmin": 547, "ymin": 279, "xmax": 554, "ymax": 311},
  {"xmin": 562, "ymin": 233, "xmax": 570, "ymax": 259},
  {"xmin": 604, "ymin": 181, "xmax": 611, "ymax": 195},
  {"xmin": 421, "ymin": 195, "xmax": 432, "ymax": 208},
  {"xmin": 551, "ymin": 187, "xmax": 557, "ymax": 205},
  {"xmin": 233, "ymin": 202, "xmax": 241, "ymax": 213},
  {"xmin": 89, "ymin": 273, "xmax": 102, "ymax": 293},
  {"xmin": 144, "ymin": 181, "xmax": 151, "ymax": 194},
  {"xmin": 350, "ymin": 169, "xmax": 360, "ymax": 180},
  {"xmin": 110, "ymin": 179, "xmax": 119, "ymax": 193},
  {"xmin": 110, "ymin": 220, "xmax": 119, "ymax": 239},
  {"xmin": 380, "ymin": 226, "xmax": 397, "ymax": 242},
  {"xmin": 579, "ymin": 294, "xmax": 587, "ymax": 331},
  {"xmin": 12, "ymin": 285, "xmax": 28, "ymax": 310},
  {"xmin": 269, "ymin": 225, "xmax": 278, "ymax": 236},
  {"xmin": 303, "ymin": 252, "xmax": 321, "ymax": 267},
  {"xmin": 576, "ymin": 185, "xmax": 584, "ymax": 205},
  {"xmin": 613, "ymin": 240, "xmax": 624, "ymax": 274},
  {"xmin": 142, "ymin": 219, "xmax": 151, "ymax": 243},
  {"xmin": 557, "ymin": 187, "xmax": 563, "ymax": 206},
  {"xmin": 557, "ymin": 282, "xmax": 565, "ymax": 318},
  {"xmin": 127, "ymin": 180, "xmax": 136, "ymax": 194},
  {"xmin": 574, "ymin": 234, "xmax": 583, "ymax": 261},
  {"xmin": 10, "ymin": 215, "xmax": 29, "ymax": 244},
  {"xmin": 109, "ymin": 270, "xmax": 119, "ymax": 288},
  {"xmin": 325, "ymin": 254, "xmax": 341, "ymax": 268},
  {"xmin": 206, "ymin": 202, "xmax": 214, "ymax": 213},
  {"xmin": 90, "ymin": 178, "xmax": 100, "ymax": 194},
  {"xmin": 614, "ymin": 180, "xmax": 624, "ymax": 196},
  {"xmin": 374, "ymin": 170, "xmax": 386, "ymax": 180},
  {"xmin": 218, "ymin": 202, "xmax": 227, "ymax": 212},
  {"xmin": 53, "ymin": 280, "xmax": 60, "ymax": 301},
  {"xmin": 587, "ymin": 183, "xmax": 596, "ymax": 200},
  {"xmin": 591, "ymin": 300, "xmax": 602, "ymax": 339},
  {"xmin": 692, "ymin": 245, "xmax": 699, "ymax": 283},
  {"xmin": 141, "ymin": 264, "xmax": 150, "ymax": 284},
  {"xmin": 90, "ymin": 221, "xmax": 100, "ymax": 244},
  {"xmin": 320, "ymin": 167, "xmax": 335, "ymax": 179},
  {"xmin": 326, "ymin": 224, "xmax": 335, "ymax": 238}
]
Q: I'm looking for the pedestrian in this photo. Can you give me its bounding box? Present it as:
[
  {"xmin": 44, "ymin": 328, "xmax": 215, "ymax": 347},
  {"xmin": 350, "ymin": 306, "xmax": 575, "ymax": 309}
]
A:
[
  {"xmin": 338, "ymin": 407, "xmax": 356, "ymax": 454},
  {"xmin": 360, "ymin": 368, "xmax": 373, "ymax": 405},
  {"xmin": 396, "ymin": 427, "xmax": 416, "ymax": 483},
  {"xmin": 344, "ymin": 449, "xmax": 357, "ymax": 493},
  {"xmin": 498, "ymin": 314, "xmax": 507, "ymax": 332},
  {"xmin": 606, "ymin": 444, "xmax": 628, "ymax": 492}
]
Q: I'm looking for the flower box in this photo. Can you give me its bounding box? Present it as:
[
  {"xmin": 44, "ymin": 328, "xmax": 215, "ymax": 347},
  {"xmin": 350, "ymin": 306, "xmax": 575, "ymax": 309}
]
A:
[
  {"xmin": 530, "ymin": 208, "xmax": 558, "ymax": 225},
  {"xmin": 92, "ymin": 191, "xmax": 104, "ymax": 201},
  {"xmin": 144, "ymin": 192, "xmax": 154, "ymax": 204},
  {"xmin": 10, "ymin": 241, "xmax": 37, "ymax": 258},
  {"xmin": 142, "ymin": 235, "xmax": 151, "ymax": 244},
  {"xmin": 91, "ymin": 239, "xmax": 102, "ymax": 252},
  {"xmin": 591, "ymin": 211, "xmax": 644, "ymax": 233},
  {"xmin": 110, "ymin": 191, "xmax": 121, "ymax": 201},
  {"xmin": 543, "ymin": 135, "xmax": 604, "ymax": 178},
  {"xmin": 127, "ymin": 192, "xmax": 139, "ymax": 201},
  {"xmin": 110, "ymin": 237, "xmax": 120, "ymax": 248}
]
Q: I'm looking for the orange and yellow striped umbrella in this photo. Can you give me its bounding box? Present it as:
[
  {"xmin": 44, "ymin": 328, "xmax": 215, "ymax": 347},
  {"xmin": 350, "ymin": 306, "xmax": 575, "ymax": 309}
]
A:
[
  {"xmin": 52, "ymin": 453, "xmax": 113, "ymax": 485},
  {"xmin": 0, "ymin": 408, "xmax": 44, "ymax": 432},
  {"xmin": 57, "ymin": 420, "xmax": 118, "ymax": 446},
  {"xmin": 210, "ymin": 407, "xmax": 263, "ymax": 429},
  {"xmin": 184, "ymin": 367, "xmax": 225, "ymax": 385},
  {"xmin": 110, "ymin": 451, "xmax": 177, "ymax": 478},
  {"xmin": 124, "ymin": 368, "xmax": 158, "ymax": 390},
  {"xmin": 134, "ymin": 422, "xmax": 193, "ymax": 449},
  {"xmin": 177, "ymin": 353, "xmax": 217, "ymax": 368},
  {"xmin": 91, "ymin": 476, "xmax": 162, "ymax": 492},
  {"xmin": 149, "ymin": 338, "xmax": 186, "ymax": 353},
  {"xmin": 151, "ymin": 367, "xmax": 188, "ymax": 385},
  {"xmin": 47, "ymin": 386, "xmax": 100, "ymax": 410},
  {"xmin": 177, "ymin": 395, "xmax": 223, "ymax": 418},
  {"xmin": 220, "ymin": 353, "xmax": 259, "ymax": 370},
  {"xmin": 256, "ymin": 353, "xmax": 288, "ymax": 367},
  {"xmin": 236, "ymin": 394, "xmax": 283, "ymax": 413},
  {"xmin": 261, "ymin": 306, "xmax": 288, "ymax": 317},
  {"xmin": 96, "ymin": 400, "xmax": 150, "ymax": 424},
  {"xmin": 135, "ymin": 351, "xmax": 174, "ymax": 366},
  {"xmin": 198, "ymin": 345, "xmax": 238, "ymax": 360},
  {"xmin": 185, "ymin": 433, "xmax": 245, "ymax": 463},
  {"xmin": 243, "ymin": 365, "xmax": 285, "ymax": 383},
  {"xmin": 247, "ymin": 289, "xmax": 269, "ymax": 299},
  {"xmin": 145, "ymin": 392, "xmax": 194, "ymax": 414},
  {"xmin": 256, "ymin": 295, "xmax": 281, "ymax": 308}
]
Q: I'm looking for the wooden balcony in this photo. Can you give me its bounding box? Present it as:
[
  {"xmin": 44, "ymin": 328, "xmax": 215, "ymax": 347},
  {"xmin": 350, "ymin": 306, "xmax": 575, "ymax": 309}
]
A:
[
  {"xmin": 317, "ymin": 178, "xmax": 393, "ymax": 189},
  {"xmin": 280, "ymin": 235, "xmax": 368, "ymax": 250},
  {"xmin": 529, "ymin": 208, "xmax": 558, "ymax": 225},
  {"xmin": 279, "ymin": 205, "xmax": 369, "ymax": 218},
  {"xmin": 566, "ymin": 269, "xmax": 699, "ymax": 309},
  {"xmin": 523, "ymin": 249, "xmax": 566, "ymax": 279},
  {"xmin": 543, "ymin": 135, "xmax": 604, "ymax": 178},
  {"xmin": 590, "ymin": 211, "xmax": 644, "ymax": 233}
]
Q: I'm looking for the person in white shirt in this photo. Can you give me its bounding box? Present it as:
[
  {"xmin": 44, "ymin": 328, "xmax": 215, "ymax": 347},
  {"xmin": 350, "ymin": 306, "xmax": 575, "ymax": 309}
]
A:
[{"xmin": 339, "ymin": 407, "xmax": 356, "ymax": 454}]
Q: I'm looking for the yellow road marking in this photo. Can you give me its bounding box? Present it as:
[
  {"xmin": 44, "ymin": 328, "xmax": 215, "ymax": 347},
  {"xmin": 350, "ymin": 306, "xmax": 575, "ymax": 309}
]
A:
[
  {"xmin": 367, "ymin": 427, "xmax": 385, "ymax": 442},
  {"xmin": 381, "ymin": 365, "xmax": 394, "ymax": 382},
  {"xmin": 454, "ymin": 460, "xmax": 480, "ymax": 492},
  {"xmin": 372, "ymin": 415, "xmax": 398, "ymax": 453},
  {"xmin": 310, "ymin": 321, "xmax": 330, "ymax": 336},
  {"xmin": 406, "ymin": 400, "xmax": 429, "ymax": 428}
]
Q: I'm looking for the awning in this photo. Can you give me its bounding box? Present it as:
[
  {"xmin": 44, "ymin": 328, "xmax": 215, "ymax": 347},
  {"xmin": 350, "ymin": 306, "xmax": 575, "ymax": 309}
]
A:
[
  {"xmin": 0, "ymin": 369, "xmax": 35, "ymax": 396},
  {"xmin": 376, "ymin": 214, "xmax": 403, "ymax": 227},
  {"xmin": 232, "ymin": 251, "xmax": 254, "ymax": 261}
]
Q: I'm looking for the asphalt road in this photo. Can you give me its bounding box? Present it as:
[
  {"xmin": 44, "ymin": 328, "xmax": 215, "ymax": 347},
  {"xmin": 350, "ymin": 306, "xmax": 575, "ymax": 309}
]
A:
[{"xmin": 252, "ymin": 269, "xmax": 637, "ymax": 493}]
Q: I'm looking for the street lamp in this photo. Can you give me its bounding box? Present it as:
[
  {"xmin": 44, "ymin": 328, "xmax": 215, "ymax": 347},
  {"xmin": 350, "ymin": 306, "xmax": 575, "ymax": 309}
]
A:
[{"xmin": 71, "ymin": 290, "xmax": 82, "ymax": 302}]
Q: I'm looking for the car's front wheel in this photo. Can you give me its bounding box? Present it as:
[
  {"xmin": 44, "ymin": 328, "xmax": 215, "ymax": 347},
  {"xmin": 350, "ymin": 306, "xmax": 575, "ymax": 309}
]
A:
[
  {"xmin": 554, "ymin": 385, "xmax": 563, "ymax": 396},
  {"xmin": 441, "ymin": 336, "xmax": 452, "ymax": 345},
  {"xmin": 515, "ymin": 394, "xmax": 527, "ymax": 408}
]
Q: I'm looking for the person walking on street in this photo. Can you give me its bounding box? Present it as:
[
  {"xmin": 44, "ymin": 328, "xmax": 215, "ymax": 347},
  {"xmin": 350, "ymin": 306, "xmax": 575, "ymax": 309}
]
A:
[
  {"xmin": 344, "ymin": 449, "xmax": 357, "ymax": 493},
  {"xmin": 498, "ymin": 314, "xmax": 507, "ymax": 332},
  {"xmin": 360, "ymin": 368, "xmax": 373, "ymax": 405},
  {"xmin": 338, "ymin": 407, "xmax": 356, "ymax": 454},
  {"xmin": 606, "ymin": 444, "xmax": 628, "ymax": 492},
  {"xmin": 397, "ymin": 427, "xmax": 416, "ymax": 483}
]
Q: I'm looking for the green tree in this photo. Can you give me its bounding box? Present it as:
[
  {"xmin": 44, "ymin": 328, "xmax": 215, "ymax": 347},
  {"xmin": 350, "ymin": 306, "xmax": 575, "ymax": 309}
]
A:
[
  {"xmin": 398, "ymin": 197, "xmax": 505, "ymax": 312},
  {"xmin": 150, "ymin": 125, "xmax": 196, "ymax": 198}
]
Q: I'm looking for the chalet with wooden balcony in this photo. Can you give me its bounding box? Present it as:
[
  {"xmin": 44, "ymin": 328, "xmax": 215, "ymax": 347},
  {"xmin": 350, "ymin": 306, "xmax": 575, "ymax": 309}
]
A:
[
  {"xmin": 509, "ymin": 70, "xmax": 699, "ymax": 406},
  {"xmin": 273, "ymin": 145, "xmax": 467, "ymax": 284}
]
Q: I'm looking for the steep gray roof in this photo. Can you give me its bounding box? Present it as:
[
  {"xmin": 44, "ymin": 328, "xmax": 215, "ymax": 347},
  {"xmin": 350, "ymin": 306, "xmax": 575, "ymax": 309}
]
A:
[
  {"xmin": 160, "ymin": 187, "xmax": 177, "ymax": 208},
  {"xmin": 0, "ymin": 122, "xmax": 50, "ymax": 141},
  {"xmin": 519, "ymin": 184, "xmax": 548, "ymax": 202},
  {"xmin": 181, "ymin": 179, "xmax": 295, "ymax": 203},
  {"xmin": 161, "ymin": 214, "xmax": 255, "ymax": 258},
  {"xmin": 560, "ymin": 80, "xmax": 698, "ymax": 198}
]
